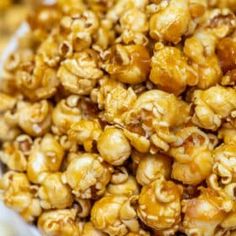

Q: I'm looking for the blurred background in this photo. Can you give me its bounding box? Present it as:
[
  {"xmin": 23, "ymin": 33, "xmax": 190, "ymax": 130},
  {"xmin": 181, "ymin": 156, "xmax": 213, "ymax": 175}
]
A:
[{"xmin": 0, "ymin": 0, "xmax": 31, "ymax": 54}]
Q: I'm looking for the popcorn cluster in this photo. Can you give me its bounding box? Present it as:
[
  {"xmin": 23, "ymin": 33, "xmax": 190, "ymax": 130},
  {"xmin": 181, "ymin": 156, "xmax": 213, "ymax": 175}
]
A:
[{"xmin": 1, "ymin": 0, "xmax": 236, "ymax": 235}]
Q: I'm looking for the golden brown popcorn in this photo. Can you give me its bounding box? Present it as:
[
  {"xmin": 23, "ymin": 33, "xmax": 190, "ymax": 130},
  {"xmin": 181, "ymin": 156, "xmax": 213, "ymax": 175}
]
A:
[
  {"xmin": 209, "ymin": 0, "xmax": 236, "ymax": 12},
  {"xmin": 87, "ymin": 0, "xmax": 115, "ymax": 16},
  {"xmin": 60, "ymin": 10, "xmax": 99, "ymax": 52},
  {"xmin": 18, "ymin": 100, "xmax": 52, "ymax": 136},
  {"xmin": 68, "ymin": 119, "xmax": 102, "ymax": 152},
  {"xmin": 119, "ymin": 9, "xmax": 149, "ymax": 44},
  {"xmin": 38, "ymin": 172, "xmax": 73, "ymax": 210},
  {"xmin": 203, "ymin": 8, "xmax": 236, "ymax": 38},
  {"xmin": 150, "ymin": 43, "xmax": 198, "ymax": 95},
  {"xmin": 52, "ymin": 95, "xmax": 82, "ymax": 134},
  {"xmin": 136, "ymin": 153, "xmax": 172, "ymax": 186},
  {"xmin": 62, "ymin": 153, "xmax": 112, "ymax": 199},
  {"xmin": 0, "ymin": 171, "xmax": 42, "ymax": 222},
  {"xmin": 37, "ymin": 33, "xmax": 64, "ymax": 67},
  {"xmin": 28, "ymin": 4, "xmax": 61, "ymax": 35},
  {"xmin": 126, "ymin": 231, "xmax": 150, "ymax": 236},
  {"xmin": 106, "ymin": 167, "xmax": 139, "ymax": 197},
  {"xmin": 123, "ymin": 129, "xmax": 151, "ymax": 154},
  {"xmin": 192, "ymin": 85, "xmax": 236, "ymax": 130},
  {"xmin": 0, "ymin": 115, "xmax": 20, "ymax": 142},
  {"xmin": 0, "ymin": 135, "xmax": 32, "ymax": 172},
  {"xmin": 38, "ymin": 208, "xmax": 80, "ymax": 236},
  {"xmin": 216, "ymin": 36, "xmax": 236, "ymax": 86},
  {"xmin": 104, "ymin": 44, "xmax": 150, "ymax": 84},
  {"xmin": 184, "ymin": 30, "xmax": 222, "ymax": 89},
  {"xmin": 106, "ymin": 0, "xmax": 148, "ymax": 23},
  {"xmin": 138, "ymin": 177, "xmax": 182, "ymax": 231},
  {"xmin": 104, "ymin": 86, "xmax": 137, "ymax": 124},
  {"xmin": 27, "ymin": 134, "xmax": 65, "ymax": 183},
  {"xmin": 16, "ymin": 55, "xmax": 59, "ymax": 101},
  {"xmin": 217, "ymin": 37, "xmax": 236, "ymax": 74},
  {"xmin": 189, "ymin": 0, "xmax": 208, "ymax": 18},
  {"xmin": 0, "ymin": 92, "xmax": 17, "ymax": 113},
  {"xmin": 124, "ymin": 90, "xmax": 190, "ymax": 152},
  {"xmin": 91, "ymin": 195, "xmax": 140, "ymax": 236},
  {"xmin": 182, "ymin": 188, "xmax": 231, "ymax": 236},
  {"xmin": 58, "ymin": 49, "xmax": 103, "ymax": 95},
  {"xmin": 90, "ymin": 76, "xmax": 124, "ymax": 109},
  {"xmin": 4, "ymin": 48, "xmax": 34, "ymax": 73},
  {"xmin": 213, "ymin": 144, "xmax": 236, "ymax": 185},
  {"xmin": 97, "ymin": 127, "xmax": 131, "ymax": 166},
  {"xmin": 94, "ymin": 19, "xmax": 116, "ymax": 50},
  {"xmin": 57, "ymin": 0, "xmax": 85, "ymax": 14},
  {"xmin": 169, "ymin": 127, "xmax": 215, "ymax": 185},
  {"xmin": 81, "ymin": 222, "xmax": 107, "ymax": 236},
  {"xmin": 149, "ymin": 0, "xmax": 191, "ymax": 44},
  {"xmin": 219, "ymin": 124, "xmax": 236, "ymax": 145}
]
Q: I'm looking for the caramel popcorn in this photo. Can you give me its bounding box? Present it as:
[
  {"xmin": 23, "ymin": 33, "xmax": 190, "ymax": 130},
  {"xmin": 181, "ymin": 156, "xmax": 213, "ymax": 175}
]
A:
[
  {"xmin": 149, "ymin": 0, "xmax": 192, "ymax": 44},
  {"xmin": 81, "ymin": 222, "xmax": 107, "ymax": 236},
  {"xmin": 106, "ymin": 174, "xmax": 140, "ymax": 197},
  {"xmin": 150, "ymin": 43, "xmax": 198, "ymax": 95},
  {"xmin": 52, "ymin": 95, "xmax": 82, "ymax": 134},
  {"xmin": 97, "ymin": 127, "xmax": 131, "ymax": 166},
  {"xmin": 38, "ymin": 208, "xmax": 80, "ymax": 236},
  {"xmin": 136, "ymin": 152, "xmax": 172, "ymax": 186},
  {"xmin": 169, "ymin": 127, "xmax": 215, "ymax": 185},
  {"xmin": 58, "ymin": 49, "xmax": 103, "ymax": 95},
  {"xmin": 1, "ymin": 1, "xmax": 236, "ymax": 235},
  {"xmin": 104, "ymin": 44, "xmax": 150, "ymax": 84},
  {"xmin": 182, "ymin": 188, "xmax": 231, "ymax": 236},
  {"xmin": 138, "ymin": 177, "xmax": 182, "ymax": 231},
  {"xmin": 68, "ymin": 119, "xmax": 102, "ymax": 152},
  {"xmin": 62, "ymin": 153, "xmax": 112, "ymax": 199},
  {"xmin": 91, "ymin": 195, "xmax": 140, "ymax": 235},
  {"xmin": 213, "ymin": 144, "xmax": 236, "ymax": 185},
  {"xmin": 0, "ymin": 135, "xmax": 32, "ymax": 171},
  {"xmin": 192, "ymin": 85, "xmax": 236, "ymax": 130},
  {"xmin": 38, "ymin": 172, "xmax": 73, "ymax": 209},
  {"xmin": 0, "ymin": 171, "xmax": 42, "ymax": 222},
  {"xmin": 16, "ymin": 100, "xmax": 52, "ymax": 137},
  {"xmin": 27, "ymin": 134, "xmax": 64, "ymax": 183}
]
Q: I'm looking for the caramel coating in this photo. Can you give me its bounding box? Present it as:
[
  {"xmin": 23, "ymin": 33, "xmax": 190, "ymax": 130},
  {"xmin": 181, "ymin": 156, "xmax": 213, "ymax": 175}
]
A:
[
  {"xmin": 16, "ymin": 100, "xmax": 52, "ymax": 137},
  {"xmin": 124, "ymin": 90, "xmax": 190, "ymax": 152},
  {"xmin": 106, "ymin": 175, "xmax": 140, "ymax": 197},
  {"xmin": 68, "ymin": 119, "xmax": 102, "ymax": 152},
  {"xmin": 192, "ymin": 85, "xmax": 236, "ymax": 130},
  {"xmin": 213, "ymin": 144, "xmax": 236, "ymax": 185},
  {"xmin": 62, "ymin": 153, "xmax": 112, "ymax": 199},
  {"xmin": 38, "ymin": 172, "xmax": 73, "ymax": 209},
  {"xmin": 149, "ymin": 0, "xmax": 191, "ymax": 44},
  {"xmin": 97, "ymin": 127, "xmax": 131, "ymax": 166},
  {"xmin": 91, "ymin": 195, "xmax": 140, "ymax": 236},
  {"xmin": 58, "ymin": 50, "xmax": 103, "ymax": 95},
  {"xmin": 52, "ymin": 96, "xmax": 82, "ymax": 134},
  {"xmin": 104, "ymin": 44, "xmax": 150, "ymax": 84},
  {"xmin": 27, "ymin": 134, "xmax": 64, "ymax": 183},
  {"xmin": 138, "ymin": 178, "xmax": 182, "ymax": 231},
  {"xmin": 136, "ymin": 153, "xmax": 172, "ymax": 186},
  {"xmin": 169, "ymin": 127, "xmax": 215, "ymax": 185},
  {"xmin": 0, "ymin": 171, "xmax": 42, "ymax": 222},
  {"xmin": 0, "ymin": 135, "xmax": 32, "ymax": 171},
  {"xmin": 1, "ymin": 1, "xmax": 236, "ymax": 235},
  {"xmin": 81, "ymin": 222, "xmax": 107, "ymax": 236},
  {"xmin": 38, "ymin": 209, "xmax": 80, "ymax": 236},
  {"xmin": 150, "ymin": 44, "xmax": 198, "ymax": 95},
  {"xmin": 183, "ymin": 188, "xmax": 231, "ymax": 236}
]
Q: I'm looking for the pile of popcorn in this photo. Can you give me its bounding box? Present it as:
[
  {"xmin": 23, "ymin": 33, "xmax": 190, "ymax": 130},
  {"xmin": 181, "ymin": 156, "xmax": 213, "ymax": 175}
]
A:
[{"xmin": 1, "ymin": 0, "xmax": 236, "ymax": 235}]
